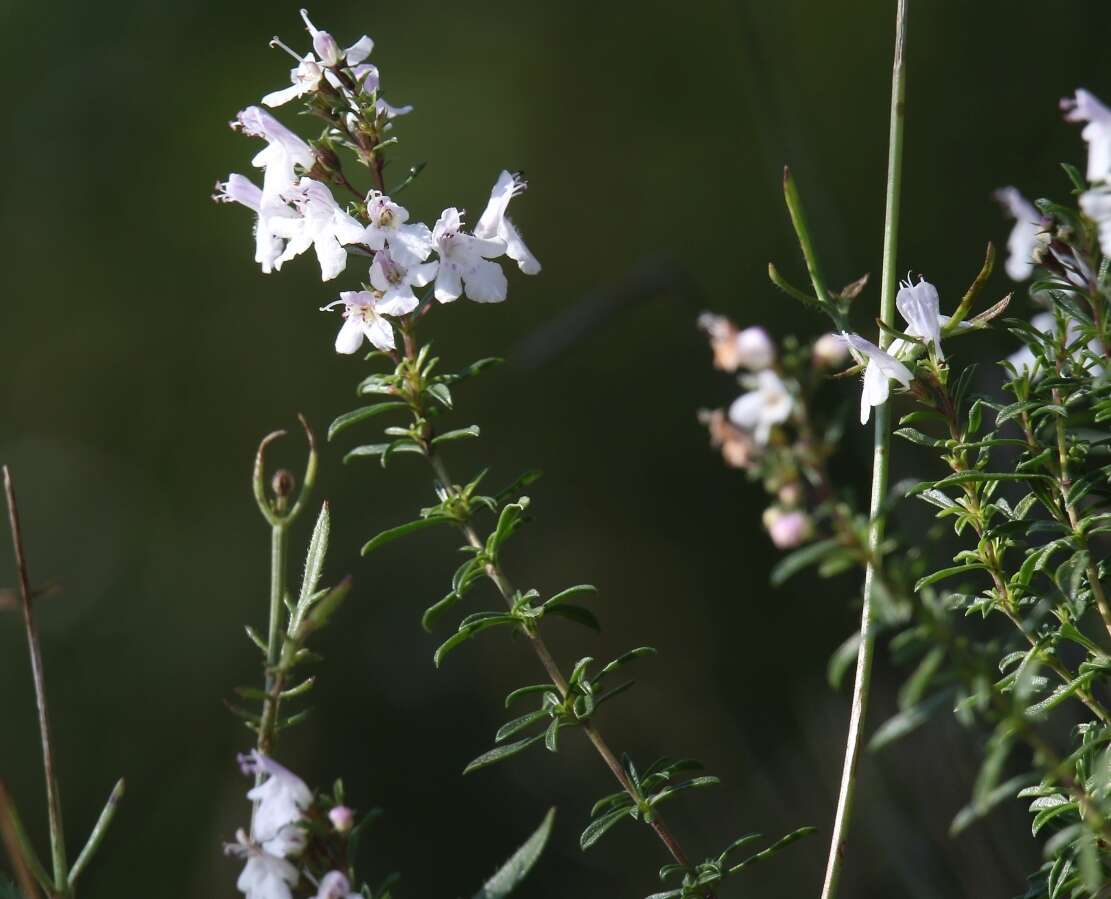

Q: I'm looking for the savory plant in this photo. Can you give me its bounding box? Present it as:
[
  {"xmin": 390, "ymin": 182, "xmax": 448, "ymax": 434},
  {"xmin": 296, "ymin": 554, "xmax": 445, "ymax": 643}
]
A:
[{"xmin": 697, "ymin": 2, "xmax": 1111, "ymax": 894}]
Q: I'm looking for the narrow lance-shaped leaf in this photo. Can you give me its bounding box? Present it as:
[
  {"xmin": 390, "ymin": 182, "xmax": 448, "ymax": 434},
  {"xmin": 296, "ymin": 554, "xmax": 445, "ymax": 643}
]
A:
[{"xmin": 470, "ymin": 807, "xmax": 556, "ymax": 899}]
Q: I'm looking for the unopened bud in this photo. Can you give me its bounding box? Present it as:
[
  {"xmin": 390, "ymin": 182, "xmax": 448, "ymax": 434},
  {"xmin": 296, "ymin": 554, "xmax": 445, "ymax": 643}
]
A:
[
  {"xmin": 272, "ymin": 469, "xmax": 296, "ymax": 499},
  {"xmin": 813, "ymin": 332, "xmax": 849, "ymax": 369},
  {"xmin": 762, "ymin": 507, "xmax": 813, "ymax": 549},
  {"xmin": 735, "ymin": 326, "xmax": 776, "ymax": 371},
  {"xmin": 329, "ymin": 804, "xmax": 355, "ymax": 832},
  {"xmin": 777, "ymin": 481, "xmax": 804, "ymax": 507},
  {"xmin": 312, "ymin": 142, "xmax": 342, "ymax": 173}
]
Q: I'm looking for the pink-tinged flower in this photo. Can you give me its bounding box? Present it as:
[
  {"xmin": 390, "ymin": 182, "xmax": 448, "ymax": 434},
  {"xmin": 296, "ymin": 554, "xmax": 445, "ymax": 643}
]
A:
[
  {"xmin": 299, "ymin": 10, "xmax": 373, "ymax": 68},
  {"xmin": 432, "ymin": 208, "xmax": 508, "ymax": 303},
  {"xmin": 313, "ymin": 871, "xmax": 361, "ymax": 899},
  {"xmin": 697, "ymin": 314, "xmax": 774, "ymax": 371},
  {"xmin": 226, "ymin": 829, "xmax": 299, "ymax": 899},
  {"xmin": 727, "ymin": 370, "xmax": 793, "ymax": 445},
  {"xmin": 369, "ymin": 249, "xmax": 438, "ymax": 309},
  {"xmin": 322, "ymin": 287, "xmax": 413, "ymax": 354},
  {"xmin": 762, "ymin": 507, "xmax": 813, "ymax": 549},
  {"xmin": 474, "ymin": 171, "xmax": 541, "ymax": 275},
  {"xmin": 361, "ymin": 192, "xmax": 433, "ymax": 267},
  {"xmin": 328, "ymin": 805, "xmax": 355, "ymax": 833},
  {"xmin": 838, "ymin": 333, "xmax": 913, "ymax": 425},
  {"xmin": 238, "ymin": 751, "xmax": 312, "ymax": 858},
  {"xmin": 994, "ymin": 187, "xmax": 1043, "ymax": 281},
  {"xmin": 1062, "ymin": 89, "xmax": 1111, "ymax": 183},
  {"xmin": 270, "ymin": 178, "xmax": 365, "ymax": 281}
]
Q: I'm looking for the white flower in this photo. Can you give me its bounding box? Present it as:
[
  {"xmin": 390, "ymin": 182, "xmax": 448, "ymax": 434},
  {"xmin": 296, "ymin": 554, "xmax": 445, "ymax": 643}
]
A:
[
  {"xmin": 361, "ymin": 192, "xmax": 434, "ymax": 267},
  {"xmin": 239, "ymin": 751, "xmax": 312, "ymax": 858},
  {"xmin": 727, "ymin": 370, "xmax": 793, "ymax": 445},
  {"xmin": 322, "ymin": 288, "xmax": 411, "ymax": 354},
  {"xmin": 474, "ymin": 171, "xmax": 541, "ymax": 275},
  {"xmin": 432, "ymin": 208, "xmax": 508, "ymax": 303},
  {"xmin": 299, "ymin": 10, "xmax": 373, "ymax": 67},
  {"xmin": 1080, "ymin": 185, "xmax": 1111, "ymax": 258},
  {"xmin": 214, "ymin": 174, "xmax": 297, "ymax": 274},
  {"xmin": 233, "ymin": 107, "xmax": 315, "ymax": 205},
  {"xmin": 377, "ymin": 97, "xmax": 414, "ymax": 122},
  {"xmin": 261, "ymin": 53, "xmax": 325, "ymax": 108},
  {"xmin": 370, "ymin": 249, "xmax": 438, "ymax": 309},
  {"xmin": 226, "ymin": 830, "xmax": 299, "ymax": 899},
  {"xmin": 314, "ymin": 871, "xmax": 360, "ymax": 899},
  {"xmin": 1062, "ymin": 89, "xmax": 1111, "ymax": 183},
  {"xmin": 838, "ymin": 333, "xmax": 914, "ymax": 425},
  {"xmin": 995, "ymin": 187, "xmax": 1043, "ymax": 281},
  {"xmin": 270, "ymin": 178, "xmax": 364, "ymax": 281},
  {"xmin": 893, "ymin": 277, "xmax": 944, "ymax": 360}
]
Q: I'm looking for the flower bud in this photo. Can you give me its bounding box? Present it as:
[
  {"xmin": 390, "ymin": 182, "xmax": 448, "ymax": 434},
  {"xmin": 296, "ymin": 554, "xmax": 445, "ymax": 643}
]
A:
[
  {"xmin": 272, "ymin": 469, "xmax": 296, "ymax": 500},
  {"xmin": 813, "ymin": 332, "xmax": 849, "ymax": 369},
  {"xmin": 777, "ymin": 481, "xmax": 804, "ymax": 507},
  {"xmin": 762, "ymin": 507, "xmax": 813, "ymax": 549},
  {"xmin": 735, "ymin": 326, "xmax": 775, "ymax": 371},
  {"xmin": 312, "ymin": 31, "xmax": 341, "ymax": 65},
  {"xmin": 328, "ymin": 804, "xmax": 355, "ymax": 833}
]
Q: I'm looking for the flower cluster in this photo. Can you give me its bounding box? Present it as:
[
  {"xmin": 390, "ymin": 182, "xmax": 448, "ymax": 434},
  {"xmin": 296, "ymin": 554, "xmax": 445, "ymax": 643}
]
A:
[
  {"xmin": 215, "ymin": 9, "xmax": 539, "ymax": 355},
  {"xmin": 226, "ymin": 752, "xmax": 356, "ymax": 899},
  {"xmin": 697, "ymin": 318, "xmax": 851, "ymax": 548}
]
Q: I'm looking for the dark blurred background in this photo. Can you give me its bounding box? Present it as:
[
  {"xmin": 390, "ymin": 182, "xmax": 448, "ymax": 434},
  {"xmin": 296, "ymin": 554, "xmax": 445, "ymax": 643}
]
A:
[{"xmin": 1, "ymin": 1, "xmax": 1107, "ymax": 896}]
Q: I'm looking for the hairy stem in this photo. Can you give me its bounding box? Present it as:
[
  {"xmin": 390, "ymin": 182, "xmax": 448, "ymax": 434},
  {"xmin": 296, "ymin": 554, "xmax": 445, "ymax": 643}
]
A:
[
  {"xmin": 4, "ymin": 467, "xmax": 69, "ymax": 897},
  {"xmin": 820, "ymin": 3, "xmax": 908, "ymax": 897},
  {"xmin": 258, "ymin": 521, "xmax": 289, "ymax": 756}
]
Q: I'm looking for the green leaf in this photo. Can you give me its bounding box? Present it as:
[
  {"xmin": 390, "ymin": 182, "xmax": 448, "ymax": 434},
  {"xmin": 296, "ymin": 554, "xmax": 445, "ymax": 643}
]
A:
[
  {"xmin": 463, "ymin": 734, "xmax": 545, "ymax": 774},
  {"xmin": 470, "ymin": 807, "xmax": 556, "ymax": 899},
  {"xmin": 580, "ymin": 807, "xmax": 631, "ymax": 850},
  {"xmin": 869, "ymin": 691, "xmax": 952, "ymax": 751},
  {"xmin": 770, "ymin": 538, "xmax": 840, "ymax": 585},
  {"xmin": 949, "ymin": 773, "xmax": 1036, "ymax": 835},
  {"xmin": 298, "ymin": 503, "xmax": 330, "ymax": 606},
  {"xmin": 894, "ymin": 427, "xmax": 943, "ymax": 447},
  {"xmin": 914, "ymin": 563, "xmax": 989, "ymax": 592},
  {"xmin": 544, "ymin": 604, "xmax": 601, "ymax": 631},
  {"xmin": 827, "ymin": 631, "xmax": 861, "ymax": 690},
  {"xmin": 495, "ymin": 709, "xmax": 549, "ymax": 742},
  {"xmin": 438, "ymin": 357, "xmax": 504, "ymax": 384},
  {"xmin": 328, "ymin": 402, "xmax": 408, "ymax": 441},
  {"xmin": 726, "ymin": 826, "xmax": 818, "ymax": 875},
  {"xmin": 421, "ymin": 590, "xmax": 461, "ymax": 633},
  {"xmin": 361, "ymin": 516, "xmax": 453, "ymax": 555},
  {"xmin": 434, "ymin": 614, "xmax": 519, "ymax": 667},
  {"xmin": 908, "ymin": 471, "xmax": 1052, "ymax": 495},
  {"xmin": 432, "ymin": 425, "xmax": 481, "ymax": 445},
  {"xmin": 426, "ymin": 382, "xmax": 453, "ymax": 410},
  {"xmin": 544, "ymin": 584, "xmax": 597, "ymax": 608}
]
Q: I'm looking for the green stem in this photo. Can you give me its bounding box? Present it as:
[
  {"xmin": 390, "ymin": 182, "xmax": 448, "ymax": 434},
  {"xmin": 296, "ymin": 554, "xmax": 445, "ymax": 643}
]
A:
[
  {"xmin": 4, "ymin": 467, "xmax": 69, "ymax": 897},
  {"xmin": 259, "ymin": 521, "xmax": 289, "ymax": 756},
  {"xmin": 820, "ymin": 3, "xmax": 908, "ymax": 897}
]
